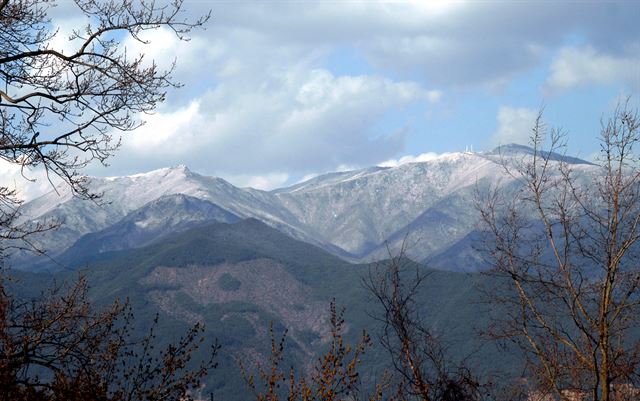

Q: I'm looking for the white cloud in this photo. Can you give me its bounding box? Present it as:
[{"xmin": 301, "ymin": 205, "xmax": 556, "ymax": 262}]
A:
[
  {"xmin": 198, "ymin": 1, "xmax": 637, "ymax": 87},
  {"xmin": 0, "ymin": 160, "xmax": 56, "ymax": 202},
  {"xmin": 297, "ymin": 173, "xmax": 319, "ymax": 183},
  {"xmin": 546, "ymin": 46, "xmax": 640, "ymax": 91},
  {"xmin": 378, "ymin": 152, "xmax": 445, "ymax": 167},
  {"xmin": 334, "ymin": 163, "xmax": 361, "ymax": 173},
  {"xmin": 51, "ymin": 2, "xmax": 640, "ymax": 92},
  {"xmin": 111, "ymin": 68, "xmax": 432, "ymax": 178},
  {"xmin": 45, "ymin": 0, "xmax": 640, "ymax": 184},
  {"xmin": 48, "ymin": 17, "xmax": 92, "ymax": 54},
  {"xmin": 120, "ymin": 26, "xmax": 215, "ymax": 74},
  {"xmin": 231, "ymin": 173, "xmax": 290, "ymax": 190},
  {"xmin": 426, "ymin": 90, "xmax": 443, "ymax": 103},
  {"xmin": 491, "ymin": 106, "xmax": 538, "ymax": 146},
  {"xmin": 125, "ymin": 101, "xmax": 204, "ymax": 153}
]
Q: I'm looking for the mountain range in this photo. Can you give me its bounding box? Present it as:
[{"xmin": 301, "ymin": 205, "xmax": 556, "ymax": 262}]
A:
[{"xmin": 12, "ymin": 144, "xmax": 596, "ymax": 272}]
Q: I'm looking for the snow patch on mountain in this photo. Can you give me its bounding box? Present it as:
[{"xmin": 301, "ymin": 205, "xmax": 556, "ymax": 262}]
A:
[{"xmin": 14, "ymin": 145, "xmax": 602, "ymax": 271}]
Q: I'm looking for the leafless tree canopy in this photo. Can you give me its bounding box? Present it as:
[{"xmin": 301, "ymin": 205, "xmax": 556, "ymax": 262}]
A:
[
  {"xmin": 0, "ymin": 0, "xmax": 208, "ymax": 259},
  {"xmin": 239, "ymin": 300, "xmax": 382, "ymax": 401},
  {"xmin": 0, "ymin": 275, "xmax": 219, "ymax": 400},
  {"xmin": 0, "ymin": 3, "xmax": 219, "ymax": 398},
  {"xmin": 364, "ymin": 252, "xmax": 486, "ymax": 401},
  {"xmin": 478, "ymin": 102, "xmax": 640, "ymax": 401}
]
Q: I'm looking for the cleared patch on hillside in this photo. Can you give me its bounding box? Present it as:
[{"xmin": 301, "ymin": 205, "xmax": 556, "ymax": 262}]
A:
[{"xmin": 140, "ymin": 258, "xmax": 330, "ymax": 353}]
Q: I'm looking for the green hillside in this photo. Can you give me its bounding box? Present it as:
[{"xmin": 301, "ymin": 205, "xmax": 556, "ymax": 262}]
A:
[{"xmin": 7, "ymin": 218, "xmax": 513, "ymax": 400}]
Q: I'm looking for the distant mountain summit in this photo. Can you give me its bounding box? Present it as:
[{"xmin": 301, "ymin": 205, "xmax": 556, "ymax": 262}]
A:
[
  {"xmin": 13, "ymin": 147, "xmax": 600, "ymax": 272},
  {"xmin": 488, "ymin": 143, "xmax": 594, "ymax": 165},
  {"xmin": 36, "ymin": 194, "xmax": 240, "ymax": 271}
]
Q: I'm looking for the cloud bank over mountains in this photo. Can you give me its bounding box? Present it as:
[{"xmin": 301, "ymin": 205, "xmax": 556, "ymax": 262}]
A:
[{"xmin": 2, "ymin": 1, "xmax": 637, "ymax": 196}]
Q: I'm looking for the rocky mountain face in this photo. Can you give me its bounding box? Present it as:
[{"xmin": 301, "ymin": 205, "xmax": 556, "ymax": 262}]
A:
[
  {"xmin": 35, "ymin": 194, "xmax": 240, "ymax": 271},
  {"xmin": 13, "ymin": 145, "xmax": 596, "ymax": 272}
]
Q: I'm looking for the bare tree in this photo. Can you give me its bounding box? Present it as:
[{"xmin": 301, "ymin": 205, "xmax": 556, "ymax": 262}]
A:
[
  {"xmin": 0, "ymin": 0, "xmax": 209, "ymax": 257},
  {"xmin": 0, "ymin": 274, "xmax": 219, "ymax": 400},
  {"xmin": 364, "ymin": 248, "xmax": 487, "ymax": 401},
  {"xmin": 0, "ymin": 2, "xmax": 219, "ymax": 398},
  {"xmin": 239, "ymin": 299, "xmax": 384, "ymax": 401},
  {"xmin": 0, "ymin": 185, "xmax": 57, "ymax": 265},
  {"xmin": 477, "ymin": 102, "xmax": 640, "ymax": 401}
]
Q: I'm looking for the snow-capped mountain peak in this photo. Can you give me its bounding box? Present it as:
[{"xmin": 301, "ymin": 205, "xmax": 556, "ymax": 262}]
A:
[
  {"xmin": 488, "ymin": 143, "xmax": 594, "ymax": 165},
  {"xmin": 14, "ymin": 147, "xmax": 600, "ymax": 271}
]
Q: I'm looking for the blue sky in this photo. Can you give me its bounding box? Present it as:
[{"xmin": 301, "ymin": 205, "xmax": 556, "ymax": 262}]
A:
[{"xmin": 3, "ymin": 0, "xmax": 639, "ymax": 195}]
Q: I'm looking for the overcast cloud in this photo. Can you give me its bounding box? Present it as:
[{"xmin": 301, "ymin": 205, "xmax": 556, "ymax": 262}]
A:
[
  {"xmin": 3, "ymin": 1, "xmax": 638, "ymax": 197},
  {"xmin": 491, "ymin": 107, "xmax": 539, "ymax": 147}
]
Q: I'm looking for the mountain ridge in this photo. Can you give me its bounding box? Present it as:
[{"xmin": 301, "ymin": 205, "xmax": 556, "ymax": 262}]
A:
[{"xmin": 12, "ymin": 145, "xmax": 598, "ymax": 272}]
